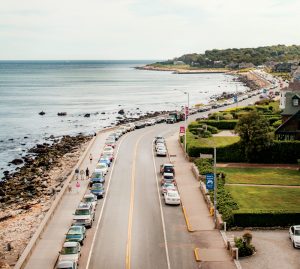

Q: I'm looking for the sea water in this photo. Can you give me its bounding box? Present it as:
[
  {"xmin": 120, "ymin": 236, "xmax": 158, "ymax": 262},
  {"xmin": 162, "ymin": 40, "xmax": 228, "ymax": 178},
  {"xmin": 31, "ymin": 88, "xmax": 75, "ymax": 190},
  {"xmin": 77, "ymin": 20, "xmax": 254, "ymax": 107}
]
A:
[{"xmin": 0, "ymin": 60, "xmax": 247, "ymax": 176}]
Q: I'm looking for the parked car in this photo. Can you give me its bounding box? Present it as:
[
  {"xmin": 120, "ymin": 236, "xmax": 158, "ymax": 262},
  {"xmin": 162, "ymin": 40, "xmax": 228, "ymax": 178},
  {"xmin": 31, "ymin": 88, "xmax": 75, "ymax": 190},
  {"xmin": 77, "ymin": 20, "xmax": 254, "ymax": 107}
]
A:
[
  {"xmin": 135, "ymin": 122, "xmax": 146, "ymax": 129},
  {"xmin": 99, "ymin": 156, "xmax": 111, "ymax": 167},
  {"xmin": 105, "ymin": 138, "xmax": 116, "ymax": 148},
  {"xmin": 65, "ymin": 225, "xmax": 86, "ymax": 245},
  {"xmin": 155, "ymin": 138, "xmax": 165, "ymax": 145},
  {"xmin": 156, "ymin": 146, "xmax": 167, "ymax": 157},
  {"xmin": 161, "ymin": 183, "xmax": 176, "ymax": 195},
  {"xmin": 102, "ymin": 152, "xmax": 114, "ymax": 162},
  {"xmin": 91, "ymin": 183, "xmax": 105, "ymax": 199},
  {"xmin": 161, "ymin": 172, "xmax": 176, "ymax": 185},
  {"xmin": 82, "ymin": 193, "xmax": 97, "ymax": 211},
  {"xmin": 289, "ymin": 225, "xmax": 300, "ymax": 248},
  {"xmin": 166, "ymin": 117, "xmax": 175, "ymax": 124},
  {"xmin": 72, "ymin": 205, "xmax": 94, "ymax": 228},
  {"xmin": 89, "ymin": 172, "xmax": 105, "ymax": 186},
  {"xmin": 56, "ymin": 260, "xmax": 77, "ymax": 269},
  {"xmin": 154, "ymin": 135, "xmax": 164, "ymax": 143},
  {"xmin": 160, "ymin": 163, "xmax": 175, "ymax": 175},
  {"xmin": 164, "ymin": 190, "xmax": 181, "ymax": 205},
  {"xmin": 103, "ymin": 146, "xmax": 114, "ymax": 155},
  {"xmin": 58, "ymin": 242, "xmax": 81, "ymax": 265},
  {"xmin": 109, "ymin": 132, "xmax": 119, "ymax": 141},
  {"xmin": 94, "ymin": 163, "xmax": 108, "ymax": 175}
]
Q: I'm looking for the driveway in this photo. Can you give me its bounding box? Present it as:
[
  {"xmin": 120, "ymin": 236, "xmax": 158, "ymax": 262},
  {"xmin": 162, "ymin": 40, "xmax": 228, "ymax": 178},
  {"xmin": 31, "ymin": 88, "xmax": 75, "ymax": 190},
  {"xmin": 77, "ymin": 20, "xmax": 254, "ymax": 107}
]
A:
[{"xmin": 228, "ymin": 230, "xmax": 300, "ymax": 269}]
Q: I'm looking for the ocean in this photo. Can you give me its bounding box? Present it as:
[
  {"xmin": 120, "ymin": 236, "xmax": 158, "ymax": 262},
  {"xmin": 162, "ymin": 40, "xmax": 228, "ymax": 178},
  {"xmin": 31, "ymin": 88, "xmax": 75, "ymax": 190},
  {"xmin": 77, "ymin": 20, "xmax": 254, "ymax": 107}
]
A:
[{"xmin": 0, "ymin": 60, "xmax": 247, "ymax": 177}]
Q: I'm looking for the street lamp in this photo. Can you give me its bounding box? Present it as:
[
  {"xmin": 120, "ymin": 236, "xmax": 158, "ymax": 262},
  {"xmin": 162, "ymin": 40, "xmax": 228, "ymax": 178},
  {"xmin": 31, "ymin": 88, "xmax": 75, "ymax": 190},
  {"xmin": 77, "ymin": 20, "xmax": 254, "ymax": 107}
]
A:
[{"xmin": 174, "ymin": 89, "xmax": 190, "ymax": 154}]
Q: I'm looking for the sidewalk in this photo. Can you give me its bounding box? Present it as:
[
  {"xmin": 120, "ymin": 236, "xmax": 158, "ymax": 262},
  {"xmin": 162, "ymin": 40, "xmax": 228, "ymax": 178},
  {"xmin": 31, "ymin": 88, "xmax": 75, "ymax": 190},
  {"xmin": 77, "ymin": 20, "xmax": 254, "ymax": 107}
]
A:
[
  {"xmin": 24, "ymin": 130, "xmax": 111, "ymax": 269},
  {"xmin": 166, "ymin": 133, "xmax": 236, "ymax": 268}
]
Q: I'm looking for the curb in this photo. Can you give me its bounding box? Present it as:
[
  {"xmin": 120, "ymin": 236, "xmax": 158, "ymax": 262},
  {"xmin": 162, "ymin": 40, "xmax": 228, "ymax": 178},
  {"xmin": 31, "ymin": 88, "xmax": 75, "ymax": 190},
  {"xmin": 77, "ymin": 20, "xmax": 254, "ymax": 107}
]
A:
[
  {"xmin": 194, "ymin": 248, "xmax": 201, "ymax": 262},
  {"xmin": 181, "ymin": 205, "xmax": 194, "ymax": 232}
]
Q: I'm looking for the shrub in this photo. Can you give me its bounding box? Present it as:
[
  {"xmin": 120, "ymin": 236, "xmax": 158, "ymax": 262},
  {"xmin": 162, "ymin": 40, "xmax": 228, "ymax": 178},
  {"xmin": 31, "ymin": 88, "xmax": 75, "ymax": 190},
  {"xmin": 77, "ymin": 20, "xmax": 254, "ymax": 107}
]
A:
[
  {"xmin": 234, "ymin": 235, "xmax": 255, "ymax": 257},
  {"xmin": 208, "ymin": 112, "xmax": 224, "ymax": 120},
  {"xmin": 272, "ymin": 120, "xmax": 282, "ymax": 128},
  {"xmin": 194, "ymin": 158, "xmax": 213, "ymax": 175},
  {"xmin": 223, "ymin": 113, "xmax": 234, "ymax": 120},
  {"xmin": 196, "ymin": 120, "xmax": 238, "ymax": 130}
]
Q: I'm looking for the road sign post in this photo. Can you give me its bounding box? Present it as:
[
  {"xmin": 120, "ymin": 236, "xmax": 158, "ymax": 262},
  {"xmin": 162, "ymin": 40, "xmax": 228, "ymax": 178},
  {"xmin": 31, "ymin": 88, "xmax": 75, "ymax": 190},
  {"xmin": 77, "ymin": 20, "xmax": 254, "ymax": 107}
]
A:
[
  {"xmin": 205, "ymin": 173, "xmax": 214, "ymax": 190},
  {"xmin": 213, "ymin": 147, "xmax": 217, "ymax": 225}
]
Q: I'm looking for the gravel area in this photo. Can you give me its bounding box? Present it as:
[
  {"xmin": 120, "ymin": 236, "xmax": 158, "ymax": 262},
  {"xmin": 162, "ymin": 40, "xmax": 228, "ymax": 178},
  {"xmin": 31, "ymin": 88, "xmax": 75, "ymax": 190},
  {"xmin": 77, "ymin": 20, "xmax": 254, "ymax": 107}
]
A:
[{"xmin": 227, "ymin": 230, "xmax": 300, "ymax": 269}]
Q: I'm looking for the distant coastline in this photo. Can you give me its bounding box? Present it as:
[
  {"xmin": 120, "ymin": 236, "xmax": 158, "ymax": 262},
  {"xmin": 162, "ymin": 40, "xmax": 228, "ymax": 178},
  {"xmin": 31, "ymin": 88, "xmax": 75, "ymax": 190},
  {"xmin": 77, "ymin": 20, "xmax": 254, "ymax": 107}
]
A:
[{"xmin": 135, "ymin": 64, "xmax": 229, "ymax": 74}]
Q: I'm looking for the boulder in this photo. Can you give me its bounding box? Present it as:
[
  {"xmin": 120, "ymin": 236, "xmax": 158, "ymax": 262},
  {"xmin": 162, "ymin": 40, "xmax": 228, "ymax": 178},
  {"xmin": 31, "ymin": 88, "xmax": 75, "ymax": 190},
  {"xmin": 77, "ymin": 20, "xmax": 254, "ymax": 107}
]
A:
[
  {"xmin": 118, "ymin": 109, "xmax": 125, "ymax": 115},
  {"xmin": 10, "ymin": 159, "xmax": 24, "ymax": 165},
  {"xmin": 84, "ymin": 113, "xmax": 90, "ymax": 118}
]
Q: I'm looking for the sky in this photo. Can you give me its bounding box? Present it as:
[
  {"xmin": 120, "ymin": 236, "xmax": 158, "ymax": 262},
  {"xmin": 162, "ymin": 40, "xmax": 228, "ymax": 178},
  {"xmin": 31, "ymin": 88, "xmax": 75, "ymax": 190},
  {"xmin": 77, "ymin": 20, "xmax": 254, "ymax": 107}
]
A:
[{"xmin": 0, "ymin": 0, "xmax": 299, "ymax": 60}]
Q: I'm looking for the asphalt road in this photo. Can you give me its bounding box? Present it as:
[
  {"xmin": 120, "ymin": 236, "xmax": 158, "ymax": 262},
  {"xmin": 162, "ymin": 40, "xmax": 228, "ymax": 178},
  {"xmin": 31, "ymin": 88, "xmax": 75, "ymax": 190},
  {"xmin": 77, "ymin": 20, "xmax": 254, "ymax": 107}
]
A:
[{"xmin": 76, "ymin": 94, "xmax": 263, "ymax": 269}]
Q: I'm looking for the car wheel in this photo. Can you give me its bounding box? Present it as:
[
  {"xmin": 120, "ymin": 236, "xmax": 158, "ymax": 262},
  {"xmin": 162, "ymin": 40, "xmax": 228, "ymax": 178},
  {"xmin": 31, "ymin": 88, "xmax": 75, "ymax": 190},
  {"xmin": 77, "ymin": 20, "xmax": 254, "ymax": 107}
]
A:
[{"xmin": 293, "ymin": 241, "xmax": 297, "ymax": 248}]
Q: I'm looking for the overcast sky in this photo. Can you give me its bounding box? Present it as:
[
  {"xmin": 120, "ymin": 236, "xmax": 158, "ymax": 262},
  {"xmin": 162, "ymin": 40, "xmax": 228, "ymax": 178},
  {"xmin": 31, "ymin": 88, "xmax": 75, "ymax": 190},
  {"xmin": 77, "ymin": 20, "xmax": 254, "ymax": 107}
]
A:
[{"xmin": 0, "ymin": 0, "xmax": 299, "ymax": 60}]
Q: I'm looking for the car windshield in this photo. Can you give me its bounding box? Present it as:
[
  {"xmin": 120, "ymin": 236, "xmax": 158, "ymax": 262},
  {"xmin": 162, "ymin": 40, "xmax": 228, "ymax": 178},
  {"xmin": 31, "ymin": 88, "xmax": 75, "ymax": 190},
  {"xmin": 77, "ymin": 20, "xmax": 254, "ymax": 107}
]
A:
[
  {"xmin": 92, "ymin": 184, "xmax": 103, "ymax": 189},
  {"xmin": 164, "ymin": 175, "xmax": 173, "ymax": 180},
  {"xmin": 83, "ymin": 197, "xmax": 94, "ymax": 202},
  {"xmin": 164, "ymin": 183, "xmax": 174, "ymax": 188},
  {"xmin": 61, "ymin": 247, "xmax": 78, "ymax": 255},
  {"xmin": 68, "ymin": 227, "xmax": 82, "ymax": 235},
  {"xmin": 295, "ymin": 230, "xmax": 300, "ymax": 235},
  {"xmin": 75, "ymin": 209, "xmax": 90, "ymax": 215}
]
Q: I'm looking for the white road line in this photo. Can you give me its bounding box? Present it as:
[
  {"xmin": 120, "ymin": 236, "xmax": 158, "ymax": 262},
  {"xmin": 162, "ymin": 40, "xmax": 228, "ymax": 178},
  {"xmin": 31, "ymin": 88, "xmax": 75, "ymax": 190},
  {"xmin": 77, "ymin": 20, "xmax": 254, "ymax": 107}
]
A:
[
  {"xmin": 151, "ymin": 139, "xmax": 171, "ymax": 269},
  {"xmin": 85, "ymin": 134, "xmax": 126, "ymax": 269}
]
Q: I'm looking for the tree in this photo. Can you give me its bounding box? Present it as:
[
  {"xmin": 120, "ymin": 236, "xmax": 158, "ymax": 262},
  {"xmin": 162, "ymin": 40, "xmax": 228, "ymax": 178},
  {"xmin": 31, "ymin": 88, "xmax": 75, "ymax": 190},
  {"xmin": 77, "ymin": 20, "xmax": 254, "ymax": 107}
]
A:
[{"xmin": 235, "ymin": 111, "xmax": 273, "ymax": 162}]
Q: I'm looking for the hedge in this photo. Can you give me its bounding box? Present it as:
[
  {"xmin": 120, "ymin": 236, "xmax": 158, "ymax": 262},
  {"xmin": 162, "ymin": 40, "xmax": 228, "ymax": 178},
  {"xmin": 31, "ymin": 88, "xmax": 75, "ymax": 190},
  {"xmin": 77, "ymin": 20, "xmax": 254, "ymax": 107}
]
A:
[
  {"xmin": 188, "ymin": 140, "xmax": 300, "ymax": 163},
  {"xmin": 196, "ymin": 120, "xmax": 238, "ymax": 130},
  {"xmin": 232, "ymin": 211, "xmax": 300, "ymax": 227}
]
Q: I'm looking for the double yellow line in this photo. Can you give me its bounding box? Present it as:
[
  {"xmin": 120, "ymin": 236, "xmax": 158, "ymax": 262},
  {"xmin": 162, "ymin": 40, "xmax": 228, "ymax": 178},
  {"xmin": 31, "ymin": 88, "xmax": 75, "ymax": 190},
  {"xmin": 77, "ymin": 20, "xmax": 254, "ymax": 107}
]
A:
[{"xmin": 125, "ymin": 131, "xmax": 151, "ymax": 269}]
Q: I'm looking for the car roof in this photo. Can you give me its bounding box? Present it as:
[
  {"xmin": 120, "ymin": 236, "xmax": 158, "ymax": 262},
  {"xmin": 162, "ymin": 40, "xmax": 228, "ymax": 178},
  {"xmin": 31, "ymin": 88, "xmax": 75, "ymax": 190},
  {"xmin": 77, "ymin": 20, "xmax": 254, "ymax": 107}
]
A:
[
  {"xmin": 163, "ymin": 172, "xmax": 173, "ymax": 176},
  {"xmin": 293, "ymin": 225, "xmax": 300, "ymax": 230},
  {"xmin": 163, "ymin": 163, "xmax": 174, "ymax": 167},
  {"xmin": 167, "ymin": 190, "xmax": 179, "ymax": 195},
  {"xmin": 84, "ymin": 194, "xmax": 95, "ymax": 198},
  {"xmin": 63, "ymin": 241, "xmax": 78, "ymax": 247},
  {"xmin": 77, "ymin": 203, "xmax": 91, "ymax": 209}
]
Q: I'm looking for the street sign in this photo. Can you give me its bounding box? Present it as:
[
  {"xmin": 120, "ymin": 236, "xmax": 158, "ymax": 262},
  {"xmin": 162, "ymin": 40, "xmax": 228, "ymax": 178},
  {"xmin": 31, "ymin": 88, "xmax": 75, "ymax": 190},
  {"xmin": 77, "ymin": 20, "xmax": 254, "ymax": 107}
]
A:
[
  {"xmin": 206, "ymin": 173, "xmax": 214, "ymax": 190},
  {"xmin": 200, "ymin": 153, "xmax": 213, "ymax": 159},
  {"xmin": 179, "ymin": 126, "xmax": 185, "ymax": 135},
  {"xmin": 233, "ymin": 95, "xmax": 238, "ymax": 103},
  {"xmin": 185, "ymin": 106, "xmax": 189, "ymax": 116}
]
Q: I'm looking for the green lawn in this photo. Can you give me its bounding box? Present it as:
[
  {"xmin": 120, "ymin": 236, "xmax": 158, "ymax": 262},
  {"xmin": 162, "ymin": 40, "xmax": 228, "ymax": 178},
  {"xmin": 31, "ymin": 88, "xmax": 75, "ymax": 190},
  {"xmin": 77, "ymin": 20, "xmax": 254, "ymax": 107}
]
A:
[
  {"xmin": 187, "ymin": 131, "xmax": 240, "ymax": 148},
  {"xmin": 227, "ymin": 185, "xmax": 300, "ymax": 212},
  {"xmin": 219, "ymin": 167, "xmax": 300, "ymax": 186}
]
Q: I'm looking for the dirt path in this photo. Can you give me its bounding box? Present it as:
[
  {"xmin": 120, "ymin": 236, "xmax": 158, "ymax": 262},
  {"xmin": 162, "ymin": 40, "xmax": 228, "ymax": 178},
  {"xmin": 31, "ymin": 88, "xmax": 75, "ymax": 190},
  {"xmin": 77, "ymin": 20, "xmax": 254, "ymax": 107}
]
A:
[{"xmin": 217, "ymin": 163, "xmax": 299, "ymax": 170}]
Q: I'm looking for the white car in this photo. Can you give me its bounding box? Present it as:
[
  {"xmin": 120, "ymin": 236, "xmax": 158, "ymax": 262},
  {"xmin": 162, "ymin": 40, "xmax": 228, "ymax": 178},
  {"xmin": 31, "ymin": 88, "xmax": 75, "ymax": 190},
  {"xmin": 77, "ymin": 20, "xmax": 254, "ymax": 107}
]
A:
[
  {"xmin": 103, "ymin": 146, "xmax": 114, "ymax": 155},
  {"xmin": 164, "ymin": 190, "xmax": 181, "ymax": 205},
  {"xmin": 155, "ymin": 142, "xmax": 165, "ymax": 150},
  {"xmin": 289, "ymin": 225, "xmax": 300, "ymax": 248},
  {"xmin": 82, "ymin": 194, "xmax": 97, "ymax": 211},
  {"xmin": 56, "ymin": 260, "xmax": 77, "ymax": 269},
  {"xmin": 94, "ymin": 163, "xmax": 108, "ymax": 175},
  {"xmin": 156, "ymin": 147, "xmax": 167, "ymax": 157},
  {"xmin": 58, "ymin": 242, "xmax": 81, "ymax": 265}
]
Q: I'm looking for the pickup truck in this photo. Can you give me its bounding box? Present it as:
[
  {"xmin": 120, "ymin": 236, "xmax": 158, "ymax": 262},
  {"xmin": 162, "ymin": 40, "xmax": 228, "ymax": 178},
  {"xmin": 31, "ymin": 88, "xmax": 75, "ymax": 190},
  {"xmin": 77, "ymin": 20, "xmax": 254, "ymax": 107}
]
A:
[{"xmin": 160, "ymin": 163, "xmax": 175, "ymax": 175}]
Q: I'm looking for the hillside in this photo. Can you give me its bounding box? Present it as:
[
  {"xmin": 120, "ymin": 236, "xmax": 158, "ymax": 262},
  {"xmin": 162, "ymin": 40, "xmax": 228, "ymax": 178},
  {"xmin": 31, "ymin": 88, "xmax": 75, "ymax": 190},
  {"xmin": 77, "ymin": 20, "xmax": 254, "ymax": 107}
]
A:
[{"xmin": 155, "ymin": 45, "xmax": 300, "ymax": 68}]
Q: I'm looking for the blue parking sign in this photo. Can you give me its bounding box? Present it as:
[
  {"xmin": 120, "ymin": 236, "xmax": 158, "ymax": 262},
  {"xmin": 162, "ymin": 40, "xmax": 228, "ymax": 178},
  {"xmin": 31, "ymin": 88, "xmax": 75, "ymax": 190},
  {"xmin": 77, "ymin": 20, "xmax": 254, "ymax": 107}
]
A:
[{"xmin": 206, "ymin": 173, "xmax": 214, "ymax": 190}]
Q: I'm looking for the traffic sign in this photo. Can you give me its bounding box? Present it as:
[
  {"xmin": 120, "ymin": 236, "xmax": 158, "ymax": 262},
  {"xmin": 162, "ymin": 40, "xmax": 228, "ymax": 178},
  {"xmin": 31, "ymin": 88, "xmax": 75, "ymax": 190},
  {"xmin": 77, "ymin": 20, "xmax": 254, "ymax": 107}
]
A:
[
  {"xmin": 206, "ymin": 173, "xmax": 214, "ymax": 190},
  {"xmin": 185, "ymin": 106, "xmax": 189, "ymax": 116},
  {"xmin": 233, "ymin": 95, "xmax": 238, "ymax": 103},
  {"xmin": 179, "ymin": 126, "xmax": 185, "ymax": 135}
]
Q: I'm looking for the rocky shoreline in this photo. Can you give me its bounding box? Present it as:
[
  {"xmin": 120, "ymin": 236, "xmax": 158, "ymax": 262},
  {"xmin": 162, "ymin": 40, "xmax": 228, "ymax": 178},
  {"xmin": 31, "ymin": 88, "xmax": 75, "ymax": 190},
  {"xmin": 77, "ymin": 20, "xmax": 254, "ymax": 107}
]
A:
[{"xmin": 0, "ymin": 134, "xmax": 92, "ymax": 268}]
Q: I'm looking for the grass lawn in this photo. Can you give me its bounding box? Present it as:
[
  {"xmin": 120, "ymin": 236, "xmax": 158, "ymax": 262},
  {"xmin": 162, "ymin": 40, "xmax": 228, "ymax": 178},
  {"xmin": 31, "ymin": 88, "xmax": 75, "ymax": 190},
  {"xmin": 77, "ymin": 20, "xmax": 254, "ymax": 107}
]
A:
[
  {"xmin": 219, "ymin": 167, "xmax": 300, "ymax": 186},
  {"xmin": 227, "ymin": 185, "xmax": 300, "ymax": 212},
  {"xmin": 186, "ymin": 131, "xmax": 240, "ymax": 148}
]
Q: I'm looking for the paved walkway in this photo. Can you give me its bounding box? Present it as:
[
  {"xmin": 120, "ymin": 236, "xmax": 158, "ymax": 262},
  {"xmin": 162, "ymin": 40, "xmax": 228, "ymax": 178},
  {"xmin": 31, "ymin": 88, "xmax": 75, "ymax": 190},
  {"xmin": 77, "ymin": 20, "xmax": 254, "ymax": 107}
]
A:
[
  {"xmin": 166, "ymin": 133, "xmax": 236, "ymax": 268},
  {"xmin": 217, "ymin": 163, "xmax": 299, "ymax": 170},
  {"xmin": 24, "ymin": 130, "xmax": 111, "ymax": 269}
]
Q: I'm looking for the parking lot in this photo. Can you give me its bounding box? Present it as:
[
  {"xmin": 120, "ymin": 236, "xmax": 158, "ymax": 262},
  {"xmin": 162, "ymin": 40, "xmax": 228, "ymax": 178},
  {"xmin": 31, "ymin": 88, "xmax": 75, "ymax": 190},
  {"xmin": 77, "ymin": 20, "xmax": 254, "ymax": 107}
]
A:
[{"xmin": 228, "ymin": 230, "xmax": 300, "ymax": 269}]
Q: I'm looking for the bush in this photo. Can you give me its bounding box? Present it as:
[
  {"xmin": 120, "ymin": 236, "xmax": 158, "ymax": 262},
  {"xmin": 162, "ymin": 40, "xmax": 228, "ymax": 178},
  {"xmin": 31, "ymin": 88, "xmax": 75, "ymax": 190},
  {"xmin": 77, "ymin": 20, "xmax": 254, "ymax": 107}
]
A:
[
  {"xmin": 235, "ymin": 236, "xmax": 255, "ymax": 257},
  {"xmin": 194, "ymin": 158, "xmax": 213, "ymax": 175},
  {"xmin": 196, "ymin": 120, "xmax": 238, "ymax": 130},
  {"xmin": 232, "ymin": 211, "xmax": 300, "ymax": 227},
  {"xmin": 223, "ymin": 113, "xmax": 234, "ymax": 120},
  {"xmin": 272, "ymin": 119, "xmax": 282, "ymax": 128},
  {"xmin": 208, "ymin": 112, "xmax": 224, "ymax": 120}
]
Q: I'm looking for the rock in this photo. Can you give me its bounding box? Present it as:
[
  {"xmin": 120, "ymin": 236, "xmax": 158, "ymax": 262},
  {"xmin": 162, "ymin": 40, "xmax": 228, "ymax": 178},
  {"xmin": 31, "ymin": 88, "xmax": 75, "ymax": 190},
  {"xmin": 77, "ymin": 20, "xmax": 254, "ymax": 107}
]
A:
[
  {"xmin": 10, "ymin": 159, "xmax": 24, "ymax": 165},
  {"xmin": 8, "ymin": 138, "xmax": 14, "ymax": 141},
  {"xmin": 57, "ymin": 112, "xmax": 67, "ymax": 116},
  {"xmin": 24, "ymin": 136, "xmax": 28, "ymax": 139},
  {"xmin": 101, "ymin": 112, "xmax": 105, "ymax": 114},
  {"xmin": 118, "ymin": 109, "xmax": 125, "ymax": 115},
  {"xmin": 39, "ymin": 111, "xmax": 46, "ymax": 116},
  {"xmin": 84, "ymin": 113, "xmax": 90, "ymax": 118}
]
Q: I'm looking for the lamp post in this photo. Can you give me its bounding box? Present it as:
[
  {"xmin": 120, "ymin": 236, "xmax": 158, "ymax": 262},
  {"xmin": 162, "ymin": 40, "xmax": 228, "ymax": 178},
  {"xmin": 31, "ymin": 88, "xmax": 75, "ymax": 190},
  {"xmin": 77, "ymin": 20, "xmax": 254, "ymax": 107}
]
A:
[{"xmin": 174, "ymin": 89, "xmax": 189, "ymax": 154}]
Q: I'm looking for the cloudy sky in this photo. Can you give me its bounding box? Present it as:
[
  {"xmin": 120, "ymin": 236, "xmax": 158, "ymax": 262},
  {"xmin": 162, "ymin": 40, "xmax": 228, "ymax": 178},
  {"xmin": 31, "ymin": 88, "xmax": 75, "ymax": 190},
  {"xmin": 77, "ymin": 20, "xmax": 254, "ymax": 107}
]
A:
[{"xmin": 0, "ymin": 0, "xmax": 299, "ymax": 60}]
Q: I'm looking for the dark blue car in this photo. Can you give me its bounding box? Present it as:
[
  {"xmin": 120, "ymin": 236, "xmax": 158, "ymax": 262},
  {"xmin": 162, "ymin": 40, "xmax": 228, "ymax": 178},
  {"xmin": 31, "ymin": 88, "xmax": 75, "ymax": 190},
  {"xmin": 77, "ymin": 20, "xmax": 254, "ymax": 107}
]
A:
[
  {"xmin": 91, "ymin": 183, "xmax": 105, "ymax": 199},
  {"xmin": 89, "ymin": 172, "xmax": 105, "ymax": 186}
]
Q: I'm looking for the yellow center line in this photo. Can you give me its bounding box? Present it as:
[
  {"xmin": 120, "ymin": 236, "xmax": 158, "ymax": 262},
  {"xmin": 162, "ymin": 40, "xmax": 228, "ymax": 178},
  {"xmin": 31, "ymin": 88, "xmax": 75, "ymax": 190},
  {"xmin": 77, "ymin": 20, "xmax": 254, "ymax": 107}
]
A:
[{"xmin": 126, "ymin": 130, "xmax": 152, "ymax": 269}]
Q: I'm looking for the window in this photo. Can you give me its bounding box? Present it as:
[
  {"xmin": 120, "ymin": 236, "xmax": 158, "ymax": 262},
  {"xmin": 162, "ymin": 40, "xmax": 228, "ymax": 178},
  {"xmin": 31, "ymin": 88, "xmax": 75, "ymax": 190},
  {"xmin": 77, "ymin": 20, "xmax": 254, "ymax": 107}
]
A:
[{"xmin": 293, "ymin": 98, "xmax": 299, "ymax": 106}]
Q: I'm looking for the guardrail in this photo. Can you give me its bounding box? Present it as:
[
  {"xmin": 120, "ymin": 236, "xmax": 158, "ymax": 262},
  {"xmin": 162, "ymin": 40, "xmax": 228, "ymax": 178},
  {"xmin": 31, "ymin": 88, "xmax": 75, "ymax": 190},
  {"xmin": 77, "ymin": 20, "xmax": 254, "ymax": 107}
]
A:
[{"xmin": 14, "ymin": 127, "xmax": 115, "ymax": 269}]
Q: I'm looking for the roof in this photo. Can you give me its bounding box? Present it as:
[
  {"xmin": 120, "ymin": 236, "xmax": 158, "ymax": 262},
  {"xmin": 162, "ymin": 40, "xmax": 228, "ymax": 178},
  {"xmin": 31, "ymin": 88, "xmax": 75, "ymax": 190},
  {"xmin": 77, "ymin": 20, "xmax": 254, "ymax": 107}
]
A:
[
  {"xmin": 282, "ymin": 92, "xmax": 300, "ymax": 115},
  {"xmin": 275, "ymin": 110, "xmax": 300, "ymax": 134},
  {"xmin": 63, "ymin": 241, "xmax": 78, "ymax": 247},
  {"xmin": 163, "ymin": 172, "xmax": 174, "ymax": 176}
]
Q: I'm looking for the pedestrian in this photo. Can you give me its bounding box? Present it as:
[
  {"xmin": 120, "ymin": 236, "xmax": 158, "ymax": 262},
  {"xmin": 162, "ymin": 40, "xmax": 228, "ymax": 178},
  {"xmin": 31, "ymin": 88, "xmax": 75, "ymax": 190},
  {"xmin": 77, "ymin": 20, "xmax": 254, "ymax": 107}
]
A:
[
  {"xmin": 89, "ymin": 153, "xmax": 93, "ymax": 164},
  {"xmin": 75, "ymin": 167, "xmax": 79, "ymax": 180},
  {"xmin": 86, "ymin": 167, "xmax": 90, "ymax": 180},
  {"xmin": 80, "ymin": 169, "xmax": 84, "ymax": 180},
  {"xmin": 76, "ymin": 181, "xmax": 80, "ymax": 193},
  {"xmin": 68, "ymin": 183, "xmax": 72, "ymax": 193}
]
